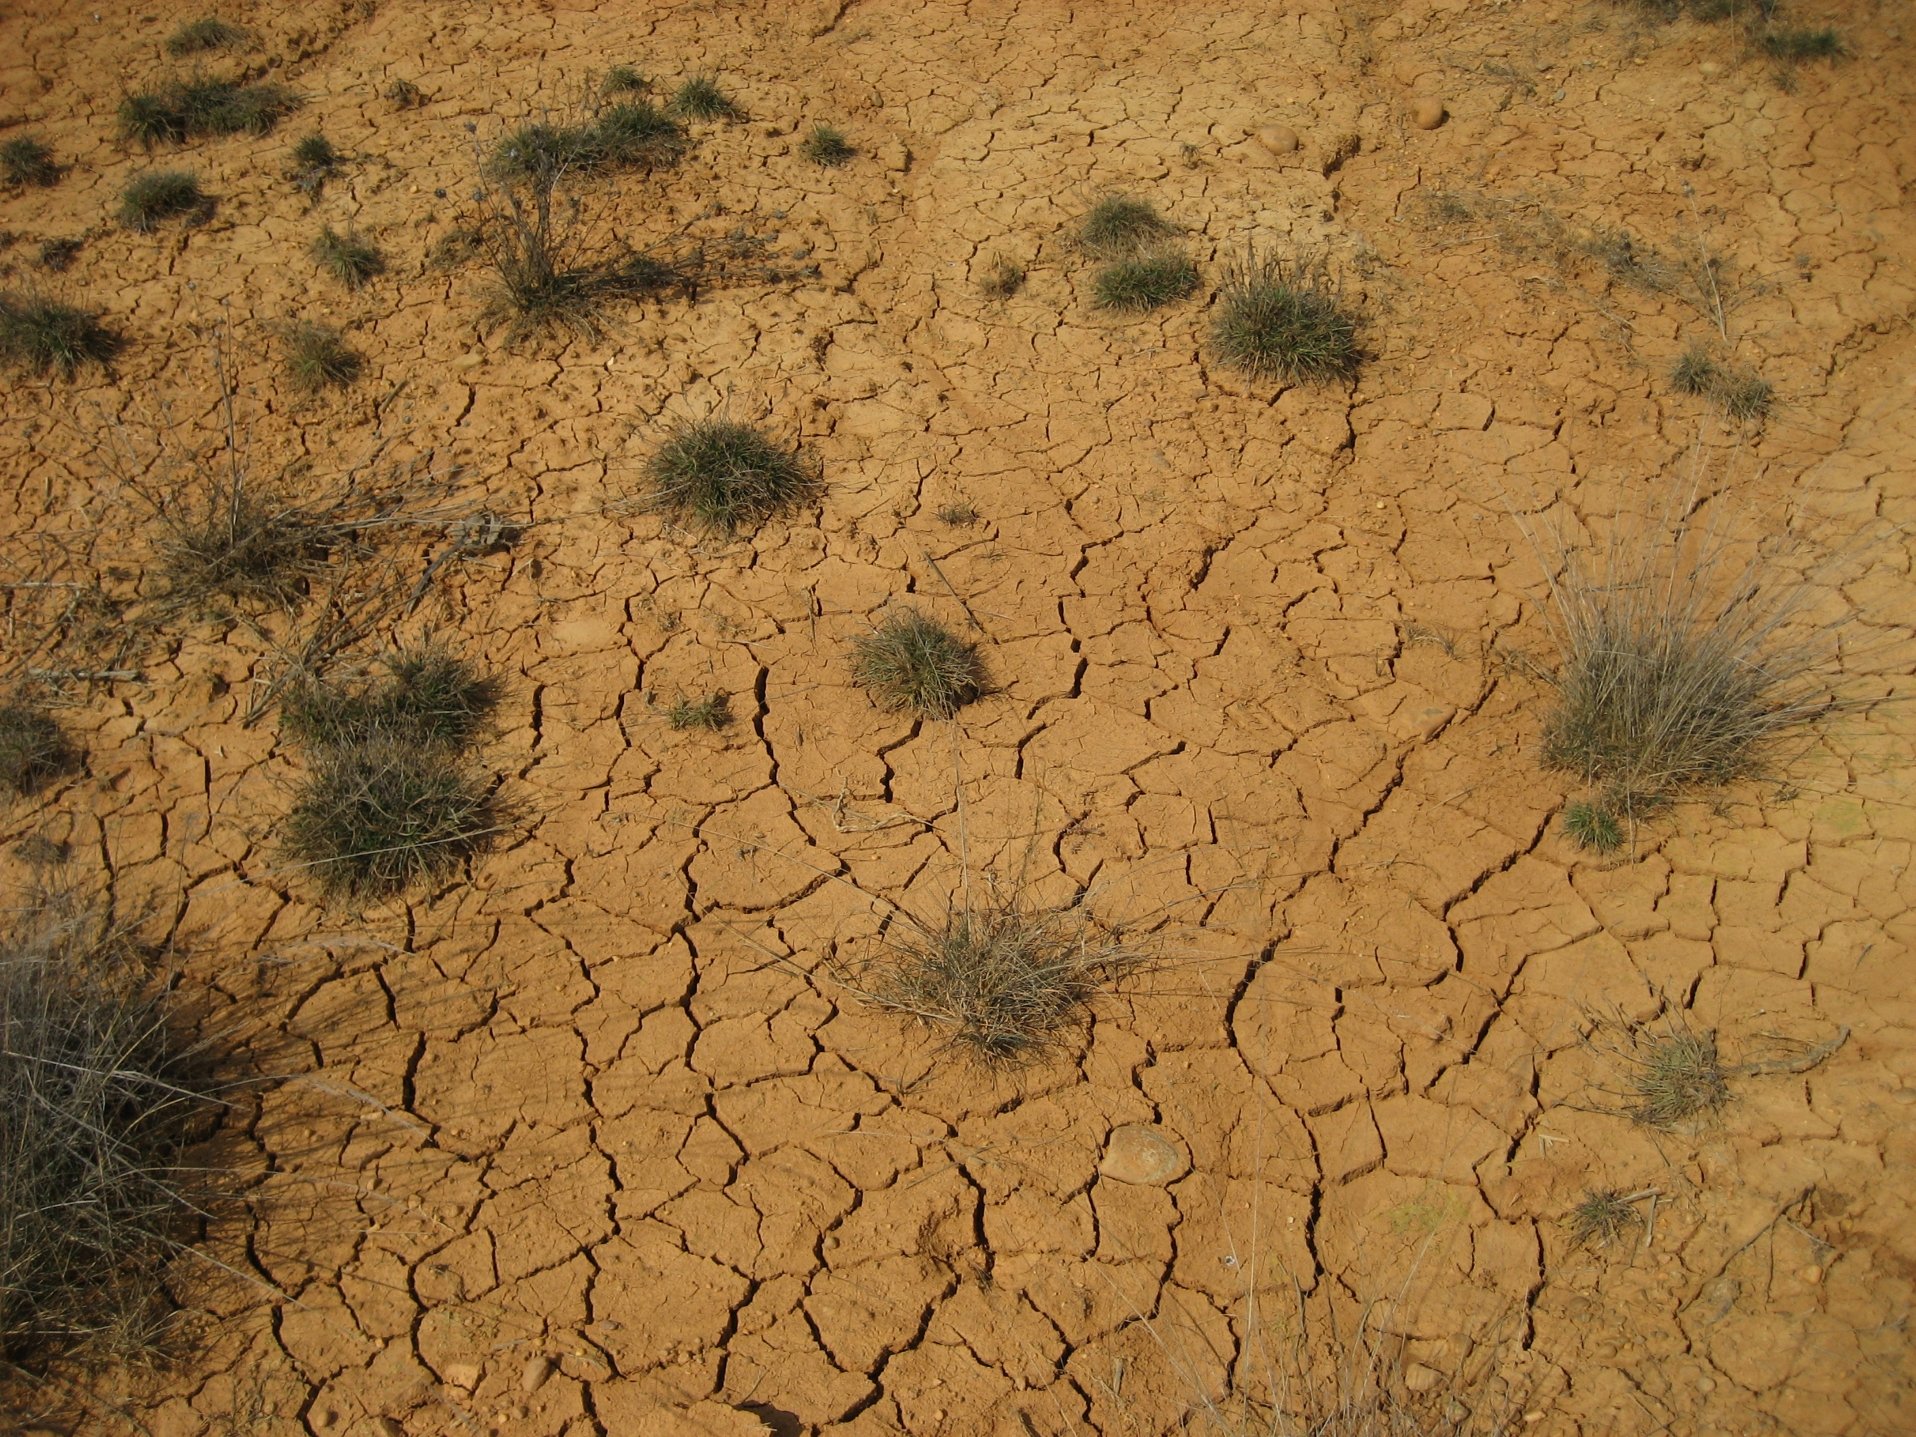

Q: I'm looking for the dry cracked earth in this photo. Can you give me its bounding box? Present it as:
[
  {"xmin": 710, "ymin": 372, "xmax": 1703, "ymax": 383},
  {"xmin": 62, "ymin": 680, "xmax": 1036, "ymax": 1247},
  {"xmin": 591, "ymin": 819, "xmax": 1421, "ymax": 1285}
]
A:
[{"xmin": 2, "ymin": 0, "xmax": 1914, "ymax": 1433}]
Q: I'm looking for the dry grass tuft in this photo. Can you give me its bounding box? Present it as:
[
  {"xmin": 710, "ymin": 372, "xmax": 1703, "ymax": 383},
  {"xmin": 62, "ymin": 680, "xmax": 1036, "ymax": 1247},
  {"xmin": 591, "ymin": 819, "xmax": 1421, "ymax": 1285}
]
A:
[
  {"xmin": 164, "ymin": 16, "xmax": 244, "ymax": 56},
  {"xmin": 279, "ymin": 320, "xmax": 362, "ymax": 392},
  {"xmin": 117, "ymin": 170, "xmax": 207, "ymax": 230},
  {"xmin": 851, "ymin": 609, "xmax": 986, "ymax": 718},
  {"xmin": 666, "ymin": 693, "xmax": 732, "ymax": 731},
  {"xmin": 1627, "ymin": 1026, "xmax": 1728, "ymax": 1127},
  {"xmin": 863, "ymin": 885, "xmax": 1139, "ymax": 1068},
  {"xmin": 282, "ymin": 646, "xmax": 502, "ymax": 752},
  {"xmin": 2, "ymin": 136, "xmax": 58, "ymax": 187},
  {"xmin": 1567, "ymin": 1189, "xmax": 1645, "ymax": 1248},
  {"xmin": 118, "ymin": 77, "xmax": 298, "ymax": 147},
  {"xmin": 670, "ymin": 74, "xmax": 738, "ymax": 121},
  {"xmin": 0, "ymin": 703, "xmax": 75, "ymax": 796},
  {"xmin": 1076, "ymin": 193, "xmax": 1175, "ymax": 257},
  {"xmin": 1210, "ymin": 251, "xmax": 1361, "ymax": 384},
  {"xmin": 1093, "ymin": 250, "xmax": 1199, "ymax": 311},
  {"xmin": 1671, "ymin": 343, "xmax": 1771, "ymax": 420},
  {"xmin": 310, "ymin": 226, "xmax": 383, "ymax": 289},
  {"xmin": 800, "ymin": 123, "xmax": 854, "ymax": 167},
  {"xmin": 644, "ymin": 416, "xmax": 815, "ymax": 534},
  {"xmin": 0, "ymin": 291, "xmax": 119, "ymax": 378}
]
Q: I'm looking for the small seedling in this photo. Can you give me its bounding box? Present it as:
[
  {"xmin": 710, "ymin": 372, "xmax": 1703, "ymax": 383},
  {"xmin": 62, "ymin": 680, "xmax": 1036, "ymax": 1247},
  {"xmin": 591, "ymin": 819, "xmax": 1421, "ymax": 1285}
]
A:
[
  {"xmin": 385, "ymin": 78, "xmax": 425, "ymax": 109},
  {"xmin": 1563, "ymin": 799, "xmax": 1623, "ymax": 853},
  {"xmin": 1629, "ymin": 1028, "xmax": 1729, "ymax": 1127},
  {"xmin": 863, "ymin": 886, "xmax": 1139, "ymax": 1068},
  {"xmin": 280, "ymin": 320, "xmax": 362, "ymax": 391},
  {"xmin": 645, "ymin": 417, "xmax": 815, "ymax": 534},
  {"xmin": 603, "ymin": 65, "xmax": 648, "ymax": 94},
  {"xmin": 851, "ymin": 609, "xmax": 986, "ymax": 718},
  {"xmin": 666, "ymin": 693, "xmax": 732, "ymax": 731},
  {"xmin": 671, "ymin": 75, "xmax": 737, "ymax": 121},
  {"xmin": 1092, "ymin": 250, "xmax": 1198, "ymax": 311},
  {"xmin": 283, "ymin": 740, "xmax": 500, "ymax": 900},
  {"xmin": 1210, "ymin": 251, "xmax": 1361, "ymax": 383},
  {"xmin": 1671, "ymin": 343, "xmax": 1770, "ymax": 420},
  {"xmin": 164, "ymin": 17, "xmax": 244, "ymax": 56},
  {"xmin": 283, "ymin": 647, "xmax": 502, "ymax": 752},
  {"xmin": 980, "ymin": 257, "xmax": 1025, "ymax": 298},
  {"xmin": 0, "ymin": 702, "xmax": 73, "ymax": 794},
  {"xmin": 801, "ymin": 123, "xmax": 854, "ymax": 167},
  {"xmin": 1568, "ymin": 1189, "xmax": 1644, "ymax": 1248},
  {"xmin": 1075, "ymin": 194, "xmax": 1174, "ymax": 257},
  {"xmin": 117, "ymin": 170, "xmax": 205, "ymax": 230},
  {"xmin": 310, "ymin": 226, "xmax": 383, "ymax": 288},
  {"xmin": 0, "ymin": 291, "xmax": 118, "ymax": 377},
  {"xmin": 936, "ymin": 501, "xmax": 981, "ymax": 525},
  {"xmin": 2, "ymin": 136, "xmax": 58, "ymax": 187}
]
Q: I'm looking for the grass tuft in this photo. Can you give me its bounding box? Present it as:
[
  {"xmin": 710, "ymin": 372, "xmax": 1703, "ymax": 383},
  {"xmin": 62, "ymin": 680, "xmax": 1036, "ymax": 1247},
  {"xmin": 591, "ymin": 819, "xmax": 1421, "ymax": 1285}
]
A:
[
  {"xmin": 801, "ymin": 123, "xmax": 854, "ymax": 167},
  {"xmin": 1534, "ymin": 510, "xmax": 1831, "ymax": 815},
  {"xmin": 117, "ymin": 169, "xmax": 206, "ymax": 230},
  {"xmin": 310, "ymin": 225, "xmax": 383, "ymax": 289},
  {"xmin": 164, "ymin": 17, "xmax": 245, "ymax": 56},
  {"xmin": 0, "ymin": 703, "xmax": 74, "ymax": 795},
  {"xmin": 666, "ymin": 693, "xmax": 732, "ymax": 731},
  {"xmin": 0, "ymin": 894, "xmax": 218, "ymax": 1369},
  {"xmin": 158, "ymin": 483, "xmax": 335, "ymax": 610},
  {"xmin": 1562, "ymin": 799, "xmax": 1623, "ymax": 854},
  {"xmin": 282, "ymin": 647, "xmax": 502, "ymax": 752},
  {"xmin": 1075, "ymin": 194, "xmax": 1174, "ymax": 258},
  {"xmin": 1760, "ymin": 25, "xmax": 1844, "ymax": 60},
  {"xmin": 2, "ymin": 136, "xmax": 58, "ymax": 187},
  {"xmin": 384, "ymin": 78, "xmax": 425, "ymax": 109},
  {"xmin": 1210, "ymin": 251, "xmax": 1361, "ymax": 384},
  {"xmin": 282, "ymin": 740, "xmax": 500, "ymax": 900},
  {"xmin": 671, "ymin": 74, "xmax": 738, "ymax": 120},
  {"xmin": 1092, "ymin": 249, "xmax": 1198, "ymax": 311},
  {"xmin": 0, "ymin": 291, "xmax": 119, "ymax": 378},
  {"xmin": 1568, "ymin": 1189, "xmax": 1644, "ymax": 1248},
  {"xmin": 1628, "ymin": 1027, "xmax": 1728, "ymax": 1127},
  {"xmin": 602, "ymin": 65, "xmax": 649, "ymax": 95},
  {"xmin": 280, "ymin": 320, "xmax": 362, "ymax": 391},
  {"xmin": 936, "ymin": 500, "xmax": 981, "ymax": 525},
  {"xmin": 119, "ymin": 77, "xmax": 298, "ymax": 145},
  {"xmin": 291, "ymin": 131, "xmax": 337, "ymax": 170},
  {"xmin": 852, "ymin": 609, "xmax": 986, "ymax": 718},
  {"xmin": 645, "ymin": 417, "xmax": 815, "ymax": 534},
  {"xmin": 590, "ymin": 101, "xmax": 688, "ymax": 170},
  {"xmin": 1671, "ymin": 343, "xmax": 1771, "ymax": 420},
  {"xmin": 863, "ymin": 886, "xmax": 1138, "ymax": 1068},
  {"xmin": 980, "ymin": 257, "xmax": 1025, "ymax": 298}
]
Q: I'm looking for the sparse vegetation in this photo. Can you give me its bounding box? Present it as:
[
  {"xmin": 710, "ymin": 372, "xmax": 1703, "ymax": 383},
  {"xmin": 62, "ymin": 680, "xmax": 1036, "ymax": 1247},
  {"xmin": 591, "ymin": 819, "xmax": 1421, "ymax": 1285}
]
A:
[
  {"xmin": 1628, "ymin": 1027, "xmax": 1729, "ymax": 1127},
  {"xmin": 1210, "ymin": 251, "xmax": 1361, "ymax": 384},
  {"xmin": 1075, "ymin": 194, "xmax": 1174, "ymax": 257},
  {"xmin": 310, "ymin": 225, "xmax": 383, "ymax": 289},
  {"xmin": 936, "ymin": 500, "xmax": 981, "ymax": 525},
  {"xmin": 280, "ymin": 320, "xmax": 362, "ymax": 391},
  {"xmin": 644, "ymin": 417, "xmax": 815, "ymax": 534},
  {"xmin": 980, "ymin": 257, "xmax": 1025, "ymax": 298},
  {"xmin": 1568, "ymin": 1189, "xmax": 1645, "ymax": 1248},
  {"xmin": 2, "ymin": 136, "xmax": 58, "ymax": 187},
  {"xmin": 384, "ymin": 78, "xmax": 425, "ymax": 109},
  {"xmin": 37, "ymin": 238, "xmax": 82, "ymax": 273},
  {"xmin": 666, "ymin": 693, "xmax": 732, "ymax": 731},
  {"xmin": 1672, "ymin": 343, "xmax": 1772, "ymax": 420},
  {"xmin": 1562, "ymin": 799, "xmax": 1624, "ymax": 853},
  {"xmin": 1092, "ymin": 250, "xmax": 1198, "ymax": 311},
  {"xmin": 0, "ymin": 893, "xmax": 218, "ymax": 1369},
  {"xmin": 0, "ymin": 291, "xmax": 119, "ymax": 378},
  {"xmin": 282, "ymin": 739, "xmax": 500, "ymax": 900},
  {"xmin": 117, "ymin": 170, "xmax": 206, "ymax": 230},
  {"xmin": 0, "ymin": 703, "xmax": 73, "ymax": 795},
  {"xmin": 590, "ymin": 102, "xmax": 688, "ymax": 171},
  {"xmin": 851, "ymin": 609, "xmax": 986, "ymax": 718},
  {"xmin": 1534, "ymin": 512, "xmax": 1831, "ymax": 817},
  {"xmin": 862, "ymin": 886, "xmax": 1138, "ymax": 1068},
  {"xmin": 602, "ymin": 65, "xmax": 648, "ymax": 95},
  {"xmin": 1760, "ymin": 24, "xmax": 1845, "ymax": 61},
  {"xmin": 282, "ymin": 647, "xmax": 503, "ymax": 752},
  {"xmin": 157, "ymin": 480, "xmax": 337, "ymax": 611},
  {"xmin": 288, "ymin": 132, "xmax": 339, "ymax": 198},
  {"xmin": 801, "ymin": 123, "xmax": 854, "ymax": 167},
  {"xmin": 671, "ymin": 74, "xmax": 738, "ymax": 121},
  {"xmin": 118, "ymin": 77, "xmax": 298, "ymax": 146},
  {"xmin": 164, "ymin": 16, "xmax": 244, "ymax": 56}
]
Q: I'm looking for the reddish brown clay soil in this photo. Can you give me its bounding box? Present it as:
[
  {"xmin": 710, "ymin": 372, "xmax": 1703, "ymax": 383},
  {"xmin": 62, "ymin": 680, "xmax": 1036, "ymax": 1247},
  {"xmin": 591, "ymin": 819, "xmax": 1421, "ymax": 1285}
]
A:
[{"xmin": 2, "ymin": 0, "xmax": 1913, "ymax": 1433}]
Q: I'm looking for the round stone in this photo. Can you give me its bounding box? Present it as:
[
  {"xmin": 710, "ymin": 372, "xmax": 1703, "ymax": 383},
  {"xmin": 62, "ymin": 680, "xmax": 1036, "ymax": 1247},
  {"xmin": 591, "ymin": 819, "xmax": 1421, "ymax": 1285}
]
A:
[
  {"xmin": 1257, "ymin": 125, "xmax": 1300, "ymax": 156},
  {"xmin": 1099, "ymin": 1125, "xmax": 1189, "ymax": 1186},
  {"xmin": 1411, "ymin": 98, "xmax": 1448, "ymax": 130}
]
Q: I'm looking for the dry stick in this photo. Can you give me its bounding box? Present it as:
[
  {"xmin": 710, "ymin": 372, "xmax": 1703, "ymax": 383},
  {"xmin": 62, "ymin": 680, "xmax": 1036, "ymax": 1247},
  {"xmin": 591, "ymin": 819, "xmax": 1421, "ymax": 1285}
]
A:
[
  {"xmin": 920, "ymin": 546, "xmax": 985, "ymax": 633},
  {"xmin": 1725, "ymin": 1024, "xmax": 1850, "ymax": 1078}
]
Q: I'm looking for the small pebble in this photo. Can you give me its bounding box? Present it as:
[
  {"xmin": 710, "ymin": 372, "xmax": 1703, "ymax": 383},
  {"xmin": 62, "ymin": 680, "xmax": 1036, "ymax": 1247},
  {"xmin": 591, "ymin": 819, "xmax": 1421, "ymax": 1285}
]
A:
[
  {"xmin": 1099, "ymin": 1125, "xmax": 1189, "ymax": 1186},
  {"xmin": 1801, "ymin": 1264, "xmax": 1824, "ymax": 1284},
  {"xmin": 1411, "ymin": 98, "xmax": 1448, "ymax": 130},
  {"xmin": 1256, "ymin": 125, "xmax": 1300, "ymax": 156},
  {"xmin": 520, "ymin": 1354, "xmax": 554, "ymax": 1393}
]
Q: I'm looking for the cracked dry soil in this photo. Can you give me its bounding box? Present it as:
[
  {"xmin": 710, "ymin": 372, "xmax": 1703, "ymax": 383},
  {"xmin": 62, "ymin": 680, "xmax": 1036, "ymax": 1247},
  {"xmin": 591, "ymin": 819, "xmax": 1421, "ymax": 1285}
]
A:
[{"xmin": 2, "ymin": 0, "xmax": 1914, "ymax": 1433}]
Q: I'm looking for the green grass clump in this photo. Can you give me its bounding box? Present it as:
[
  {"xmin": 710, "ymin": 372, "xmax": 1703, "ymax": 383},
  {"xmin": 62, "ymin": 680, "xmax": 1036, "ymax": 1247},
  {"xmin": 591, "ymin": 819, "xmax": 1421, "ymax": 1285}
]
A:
[
  {"xmin": 1672, "ymin": 343, "xmax": 1771, "ymax": 420},
  {"xmin": 1, "ymin": 897, "xmax": 216, "ymax": 1369},
  {"xmin": 670, "ymin": 74, "xmax": 738, "ymax": 120},
  {"xmin": 0, "ymin": 703, "xmax": 74, "ymax": 795},
  {"xmin": 282, "ymin": 647, "xmax": 502, "ymax": 752},
  {"xmin": 0, "ymin": 292, "xmax": 118, "ymax": 378},
  {"xmin": 1760, "ymin": 25, "xmax": 1844, "ymax": 60},
  {"xmin": 1075, "ymin": 194, "xmax": 1174, "ymax": 258},
  {"xmin": 865, "ymin": 888, "xmax": 1138, "ymax": 1068},
  {"xmin": 1568, "ymin": 1189, "xmax": 1644, "ymax": 1248},
  {"xmin": 164, "ymin": 17, "xmax": 245, "ymax": 56},
  {"xmin": 280, "ymin": 320, "xmax": 362, "ymax": 391},
  {"xmin": 980, "ymin": 257, "xmax": 1025, "ymax": 298},
  {"xmin": 603, "ymin": 65, "xmax": 648, "ymax": 95},
  {"xmin": 2, "ymin": 136, "xmax": 58, "ymax": 187},
  {"xmin": 591, "ymin": 102, "xmax": 687, "ymax": 170},
  {"xmin": 118, "ymin": 77, "xmax": 298, "ymax": 146},
  {"xmin": 1562, "ymin": 799, "xmax": 1623, "ymax": 853},
  {"xmin": 310, "ymin": 226, "xmax": 383, "ymax": 289},
  {"xmin": 645, "ymin": 417, "xmax": 815, "ymax": 534},
  {"xmin": 1092, "ymin": 250, "xmax": 1198, "ymax": 311},
  {"xmin": 487, "ymin": 121, "xmax": 596, "ymax": 181},
  {"xmin": 851, "ymin": 609, "xmax": 986, "ymax": 718},
  {"xmin": 291, "ymin": 132, "xmax": 337, "ymax": 171},
  {"xmin": 117, "ymin": 170, "xmax": 205, "ymax": 230},
  {"xmin": 282, "ymin": 740, "xmax": 500, "ymax": 900},
  {"xmin": 800, "ymin": 124, "xmax": 854, "ymax": 167},
  {"xmin": 1628, "ymin": 1028, "xmax": 1729, "ymax": 1127},
  {"xmin": 1210, "ymin": 251, "xmax": 1361, "ymax": 384},
  {"xmin": 666, "ymin": 693, "xmax": 732, "ymax": 731}
]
